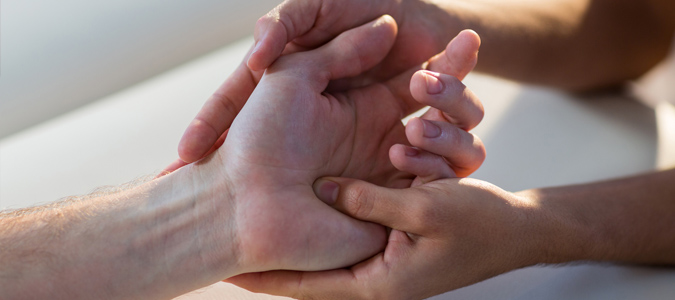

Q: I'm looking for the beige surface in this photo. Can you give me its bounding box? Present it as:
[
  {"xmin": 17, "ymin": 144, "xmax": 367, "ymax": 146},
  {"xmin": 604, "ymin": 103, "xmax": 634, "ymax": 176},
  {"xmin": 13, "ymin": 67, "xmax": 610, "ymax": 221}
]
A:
[{"xmin": 1, "ymin": 35, "xmax": 674, "ymax": 299}]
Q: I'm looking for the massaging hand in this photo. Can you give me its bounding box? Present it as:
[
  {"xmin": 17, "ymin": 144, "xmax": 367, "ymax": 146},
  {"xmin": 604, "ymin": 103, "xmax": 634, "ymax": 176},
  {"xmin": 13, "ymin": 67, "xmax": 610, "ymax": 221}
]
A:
[
  {"xmin": 166, "ymin": 0, "xmax": 456, "ymax": 172},
  {"xmin": 199, "ymin": 18, "xmax": 485, "ymax": 272},
  {"xmin": 227, "ymin": 176, "xmax": 536, "ymax": 300}
]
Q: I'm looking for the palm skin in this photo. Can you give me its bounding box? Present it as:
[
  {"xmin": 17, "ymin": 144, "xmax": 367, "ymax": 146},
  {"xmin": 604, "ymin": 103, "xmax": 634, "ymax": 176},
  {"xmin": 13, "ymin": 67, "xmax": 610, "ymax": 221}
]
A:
[
  {"xmin": 216, "ymin": 17, "xmax": 414, "ymax": 273},
  {"xmin": 190, "ymin": 18, "xmax": 483, "ymax": 274},
  {"xmin": 173, "ymin": 0, "xmax": 451, "ymax": 165}
]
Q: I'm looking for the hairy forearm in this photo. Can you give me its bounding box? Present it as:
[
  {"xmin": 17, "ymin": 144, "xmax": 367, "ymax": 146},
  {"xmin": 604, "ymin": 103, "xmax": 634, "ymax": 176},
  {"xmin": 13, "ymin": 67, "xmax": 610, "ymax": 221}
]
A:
[
  {"xmin": 0, "ymin": 166, "xmax": 237, "ymax": 299},
  {"xmin": 520, "ymin": 169, "xmax": 675, "ymax": 265},
  {"xmin": 420, "ymin": 0, "xmax": 675, "ymax": 90}
]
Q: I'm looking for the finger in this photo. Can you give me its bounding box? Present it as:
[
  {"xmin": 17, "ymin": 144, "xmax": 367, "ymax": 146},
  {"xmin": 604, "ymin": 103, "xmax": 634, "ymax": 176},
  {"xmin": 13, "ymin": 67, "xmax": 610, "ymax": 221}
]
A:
[
  {"xmin": 177, "ymin": 49, "xmax": 261, "ymax": 163},
  {"xmin": 383, "ymin": 30, "xmax": 481, "ymax": 117},
  {"xmin": 159, "ymin": 129, "xmax": 228, "ymax": 178},
  {"xmin": 226, "ymin": 269, "xmax": 360, "ymax": 300},
  {"xmin": 410, "ymin": 70, "xmax": 484, "ymax": 130},
  {"xmin": 405, "ymin": 117, "xmax": 486, "ymax": 177},
  {"xmin": 247, "ymin": 0, "xmax": 390, "ymax": 71},
  {"xmin": 268, "ymin": 15, "xmax": 397, "ymax": 92},
  {"xmin": 155, "ymin": 159, "xmax": 188, "ymax": 179},
  {"xmin": 426, "ymin": 29, "xmax": 481, "ymax": 81},
  {"xmin": 389, "ymin": 144, "xmax": 456, "ymax": 186},
  {"xmin": 313, "ymin": 177, "xmax": 426, "ymax": 234}
]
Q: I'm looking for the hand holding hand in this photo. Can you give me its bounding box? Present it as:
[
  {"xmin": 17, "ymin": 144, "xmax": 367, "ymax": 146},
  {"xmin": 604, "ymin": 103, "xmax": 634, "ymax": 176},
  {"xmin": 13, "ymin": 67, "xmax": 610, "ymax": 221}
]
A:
[
  {"xmin": 226, "ymin": 176, "xmax": 539, "ymax": 300},
  {"xmin": 192, "ymin": 19, "xmax": 487, "ymax": 276},
  {"xmin": 167, "ymin": 0, "xmax": 459, "ymax": 171}
]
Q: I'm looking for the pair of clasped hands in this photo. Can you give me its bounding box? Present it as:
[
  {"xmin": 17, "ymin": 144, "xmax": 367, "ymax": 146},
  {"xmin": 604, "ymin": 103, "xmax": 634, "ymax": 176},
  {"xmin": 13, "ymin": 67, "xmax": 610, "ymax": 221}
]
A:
[{"xmin": 162, "ymin": 11, "xmax": 524, "ymax": 300}]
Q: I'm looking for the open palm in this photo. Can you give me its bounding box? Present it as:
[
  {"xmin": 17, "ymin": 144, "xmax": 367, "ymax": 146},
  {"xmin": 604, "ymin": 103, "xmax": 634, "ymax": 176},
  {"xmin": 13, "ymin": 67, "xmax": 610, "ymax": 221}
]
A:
[{"xmin": 218, "ymin": 16, "xmax": 404, "ymax": 273}]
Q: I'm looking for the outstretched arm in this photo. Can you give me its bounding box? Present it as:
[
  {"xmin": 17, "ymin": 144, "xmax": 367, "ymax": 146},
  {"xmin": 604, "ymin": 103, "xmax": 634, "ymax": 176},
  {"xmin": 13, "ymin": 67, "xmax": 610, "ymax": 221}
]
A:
[
  {"xmin": 228, "ymin": 168, "xmax": 675, "ymax": 300},
  {"xmin": 0, "ymin": 167, "xmax": 240, "ymax": 300}
]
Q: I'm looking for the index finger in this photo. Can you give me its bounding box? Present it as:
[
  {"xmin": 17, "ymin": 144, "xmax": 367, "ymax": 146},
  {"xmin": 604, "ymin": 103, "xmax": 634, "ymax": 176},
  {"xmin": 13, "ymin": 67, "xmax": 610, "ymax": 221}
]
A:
[
  {"xmin": 266, "ymin": 15, "xmax": 397, "ymax": 93},
  {"xmin": 177, "ymin": 50, "xmax": 261, "ymax": 163},
  {"xmin": 226, "ymin": 269, "xmax": 359, "ymax": 300},
  {"xmin": 248, "ymin": 0, "xmax": 393, "ymax": 71}
]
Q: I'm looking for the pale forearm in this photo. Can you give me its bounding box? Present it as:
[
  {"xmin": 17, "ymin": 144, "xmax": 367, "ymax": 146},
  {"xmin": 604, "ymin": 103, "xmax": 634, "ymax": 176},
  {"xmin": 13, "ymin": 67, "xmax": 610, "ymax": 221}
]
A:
[
  {"xmin": 422, "ymin": 0, "xmax": 675, "ymax": 90},
  {"xmin": 522, "ymin": 169, "xmax": 675, "ymax": 265},
  {"xmin": 0, "ymin": 166, "xmax": 237, "ymax": 299}
]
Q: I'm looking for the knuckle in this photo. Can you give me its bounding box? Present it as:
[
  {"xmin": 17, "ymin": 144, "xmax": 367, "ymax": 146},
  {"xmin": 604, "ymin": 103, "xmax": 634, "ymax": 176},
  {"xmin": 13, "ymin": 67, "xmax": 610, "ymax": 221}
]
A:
[
  {"xmin": 210, "ymin": 92, "xmax": 241, "ymax": 120},
  {"xmin": 344, "ymin": 187, "xmax": 365, "ymax": 215},
  {"xmin": 440, "ymin": 125, "xmax": 463, "ymax": 149},
  {"xmin": 443, "ymin": 75, "xmax": 467, "ymax": 101},
  {"xmin": 343, "ymin": 185, "xmax": 375, "ymax": 220},
  {"xmin": 406, "ymin": 193, "xmax": 436, "ymax": 227}
]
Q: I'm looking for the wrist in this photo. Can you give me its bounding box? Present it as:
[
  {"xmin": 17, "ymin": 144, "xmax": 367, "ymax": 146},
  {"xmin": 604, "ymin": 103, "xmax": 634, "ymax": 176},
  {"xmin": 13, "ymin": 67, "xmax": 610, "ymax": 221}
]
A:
[
  {"xmin": 515, "ymin": 188, "xmax": 597, "ymax": 265},
  {"xmin": 173, "ymin": 157, "xmax": 242, "ymax": 278},
  {"xmin": 66, "ymin": 161, "xmax": 241, "ymax": 298}
]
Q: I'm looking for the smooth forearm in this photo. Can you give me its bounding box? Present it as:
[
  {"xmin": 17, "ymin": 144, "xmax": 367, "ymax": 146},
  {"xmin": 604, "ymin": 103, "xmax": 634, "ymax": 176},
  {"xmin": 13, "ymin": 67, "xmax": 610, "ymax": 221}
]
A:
[
  {"xmin": 521, "ymin": 169, "xmax": 675, "ymax": 266},
  {"xmin": 422, "ymin": 0, "xmax": 675, "ymax": 90},
  {"xmin": 0, "ymin": 166, "xmax": 238, "ymax": 299}
]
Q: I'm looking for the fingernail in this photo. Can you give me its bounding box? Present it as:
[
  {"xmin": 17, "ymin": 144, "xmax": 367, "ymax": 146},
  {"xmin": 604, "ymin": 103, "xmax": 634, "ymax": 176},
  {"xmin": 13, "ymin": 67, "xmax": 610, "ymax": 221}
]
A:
[
  {"xmin": 251, "ymin": 41, "xmax": 262, "ymax": 55},
  {"xmin": 314, "ymin": 180, "xmax": 339, "ymax": 205},
  {"xmin": 247, "ymin": 42, "xmax": 262, "ymax": 67},
  {"xmin": 404, "ymin": 146, "xmax": 419, "ymax": 157},
  {"xmin": 421, "ymin": 119, "xmax": 441, "ymax": 138},
  {"xmin": 424, "ymin": 71, "xmax": 444, "ymax": 95}
]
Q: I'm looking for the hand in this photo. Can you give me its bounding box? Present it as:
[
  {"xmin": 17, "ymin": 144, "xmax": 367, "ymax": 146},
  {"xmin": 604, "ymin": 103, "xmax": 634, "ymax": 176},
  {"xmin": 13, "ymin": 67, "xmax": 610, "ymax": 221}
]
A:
[
  {"xmin": 226, "ymin": 176, "xmax": 540, "ymax": 300},
  {"xmin": 248, "ymin": 0, "xmax": 451, "ymax": 87},
  {"xmin": 167, "ymin": 0, "xmax": 459, "ymax": 171},
  {"xmin": 193, "ymin": 18, "xmax": 485, "ymax": 273}
]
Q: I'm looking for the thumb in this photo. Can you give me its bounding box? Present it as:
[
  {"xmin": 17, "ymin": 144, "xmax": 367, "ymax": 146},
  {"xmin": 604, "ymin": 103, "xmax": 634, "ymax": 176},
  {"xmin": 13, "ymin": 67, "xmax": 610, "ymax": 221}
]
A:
[
  {"xmin": 313, "ymin": 177, "xmax": 420, "ymax": 233},
  {"xmin": 426, "ymin": 29, "xmax": 481, "ymax": 81},
  {"xmin": 268, "ymin": 15, "xmax": 398, "ymax": 93}
]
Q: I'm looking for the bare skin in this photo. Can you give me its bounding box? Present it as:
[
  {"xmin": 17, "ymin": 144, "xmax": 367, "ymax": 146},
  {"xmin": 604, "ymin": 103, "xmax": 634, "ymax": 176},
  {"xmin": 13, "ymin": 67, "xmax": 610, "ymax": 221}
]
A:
[
  {"xmin": 0, "ymin": 20, "xmax": 487, "ymax": 299},
  {"xmin": 192, "ymin": 1, "xmax": 675, "ymax": 298},
  {"xmin": 172, "ymin": 0, "xmax": 675, "ymax": 168},
  {"xmin": 227, "ymin": 169, "xmax": 675, "ymax": 300},
  {"xmin": 226, "ymin": 63, "xmax": 675, "ymax": 298}
]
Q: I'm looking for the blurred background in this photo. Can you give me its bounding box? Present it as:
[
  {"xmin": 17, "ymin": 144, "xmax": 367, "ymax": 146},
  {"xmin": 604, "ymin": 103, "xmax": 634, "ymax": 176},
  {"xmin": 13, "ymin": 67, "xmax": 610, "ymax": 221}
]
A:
[
  {"xmin": 0, "ymin": 0, "xmax": 279, "ymax": 208},
  {"xmin": 1, "ymin": 0, "xmax": 279, "ymax": 138}
]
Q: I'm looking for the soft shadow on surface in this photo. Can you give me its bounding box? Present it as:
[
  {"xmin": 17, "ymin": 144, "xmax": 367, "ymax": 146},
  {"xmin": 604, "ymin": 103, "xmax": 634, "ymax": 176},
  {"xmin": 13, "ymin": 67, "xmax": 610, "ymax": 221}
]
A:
[{"xmin": 471, "ymin": 86, "xmax": 657, "ymax": 192}]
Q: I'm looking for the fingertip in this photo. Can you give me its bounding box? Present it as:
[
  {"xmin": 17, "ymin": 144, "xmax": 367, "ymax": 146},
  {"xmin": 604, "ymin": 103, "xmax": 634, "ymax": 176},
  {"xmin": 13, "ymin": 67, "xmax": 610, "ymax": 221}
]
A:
[
  {"xmin": 177, "ymin": 119, "xmax": 219, "ymax": 163},
  {"xmin": 225, "ymin": 271, "xmax": 304, "ymax": 298},
  {"xmin": 246, "ymin": 42, "xmax": 265, "ymax": 71},
  {"xmin": 456, "ymin": 29, "xmax": 481, "ymax": 52},
  {"xmin": 248, "ymin": 14, "xmax": 289, "ymax": 71},
  {"xmin": 404, "ymin": 117, "xmax": 426, "ymax": 145},
  {"xmin": 373, "ymin": 14, "xmax": 398, "ymax": 50},
  {"xmin": 313, "ymin": 179, "xmax": 340, "ymax": 205},
  {"xmin": 155, "ymin": 159, "xmax": 188, "ymax": 179},
  {"xmin": 375, "ymin": 14, "xmax": 398, "ymax": 36},
  {"xmin": 447, "ymin": 30, "xmax": 481, "ymax": 58},
  {"xmin": 390, "ymin": 143, "xmax": 457, "ymax": 181}
]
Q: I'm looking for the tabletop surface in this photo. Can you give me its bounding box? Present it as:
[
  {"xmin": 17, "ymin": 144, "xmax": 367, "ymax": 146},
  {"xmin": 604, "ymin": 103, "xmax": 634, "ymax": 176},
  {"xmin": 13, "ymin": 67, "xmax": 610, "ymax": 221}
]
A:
[{"xmin": 1, "ymin": 37, "xmax": 674, "ymax": 300}]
